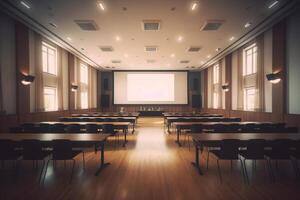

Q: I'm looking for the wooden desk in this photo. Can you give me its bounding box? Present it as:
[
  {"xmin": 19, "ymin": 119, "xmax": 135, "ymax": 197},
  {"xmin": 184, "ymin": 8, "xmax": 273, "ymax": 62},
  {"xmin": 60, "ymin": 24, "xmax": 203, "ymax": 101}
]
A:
[
  {"xmin": 34, "ymin": 121, "xmax": 130, "ymax": 147},
  {"xmin": 0, "ymin": 133, "xmax": 111, "ymax": 176},
  {"xmin": 173, "ymin": 121, "xmax": 285, "ymax": 146},
  {"xmin": 191, "ymin": 133, "xmax": 300, "ymax": 175},
  {"xmin": 60, "ymin": 117, "xmax": 137, "ymax": 133},
  {"xmin": 166, "ymin": 117, "xmax": 241, "ymax": 132}
]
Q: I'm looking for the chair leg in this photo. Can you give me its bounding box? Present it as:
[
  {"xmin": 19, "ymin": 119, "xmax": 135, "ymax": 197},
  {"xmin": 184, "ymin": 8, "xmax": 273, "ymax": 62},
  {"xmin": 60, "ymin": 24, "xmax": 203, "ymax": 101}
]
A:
[
  {"xmin": 230, "ymin": 160, "xmax": 233, "ymax": 172},
  {"xmin": 243, "ymin": 159, "xmax": 249, "ymax": 184},
  {"xmin": 69, "ymin": 159, "xmax": 76, "ymax": 184},
  {"xmin": 216, "ymin": 159, "xmax": 222, "ymax": 183},
  {"xmin": 43, "ymin": 159, "xmax": 51, "ymax": 185},
  {"xmin": 291, "ymin": 159, "xmax": 299, "ymax": 179},
  {"xmin": 239, "ymin": 159, "xmax": 247, "ymax": 184},
  {"xmin": 82, "ymin": 152, "xmax": 85, "ymax": 170},
  {"xmin": 206, "ymin": 150, "xmax": 210, "ymax": 170},
  {"xmin": 38, "ymin": 160, "xmax": 45, "ymax": 184},
  {"xmin": 188, "ymin": 135, "xmax": 191, "ymax": 151},
  {"xmin": 265, "ymin": 158, "xmax": 275, "ymax": 182}
]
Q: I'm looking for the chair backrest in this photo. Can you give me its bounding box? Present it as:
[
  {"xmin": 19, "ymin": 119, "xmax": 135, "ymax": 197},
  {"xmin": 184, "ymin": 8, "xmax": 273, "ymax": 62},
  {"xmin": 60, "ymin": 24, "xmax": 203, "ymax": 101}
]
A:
[
  {"xmin": 0, "ymin": 140, "xmax": 16, "ymax": 157},
  {"xmin": 102, "ymin": 124, "xmax": 115, "ymax": 134},
  {"xmin": 219, "ymin": 139, "xmax": 240, "ymax": 159},
  {"xmin": 271, "ymin": 139, "xmax": 293, "ymax": 155},
  {"xmin": 95, "ymin": 118, "xmax": 104, "ymax": 122},
  {"xmin": 22, "ymin": 123, "xmax": 37, "ymax": 133},
  {"xmin": 245, "ymin": 139, "xmax": 266, "ymax": 157},
  {"xmin": 50, "ymin": 123, "xmax": 66, "ymax": 133},
  {"xmin": 39, "ymin": 123, "xmax": 51, "ymax": 133},
  {"xmin": 191, "ymin": 124, "xmax": 202, "ymax": 133},
  {"xmin": 22, "ymin": 139, "xmax": 43, "ymax": 159},
  {"xmin": 66, "ymin": 124, "xmax": 82, "ymax": 133},
  {"xmin": 52, "ymin": 140, "xmax": 73, "ymax": 159},
  {"xmin": 86, "ymin": 124, "xmax": 99, "ymax": 133}
]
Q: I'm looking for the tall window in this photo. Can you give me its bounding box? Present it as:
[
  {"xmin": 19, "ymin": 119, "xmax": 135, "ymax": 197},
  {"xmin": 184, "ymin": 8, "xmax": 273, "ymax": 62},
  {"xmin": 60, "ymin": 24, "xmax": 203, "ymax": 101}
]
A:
[
  {"xmin": 80, "ymin": 63, "xmax": 88, "ymax": 109},
  {"xmin": 44, "ymin": 87, "xmax": 57, "ymax": 111},
  {"xmin": 243, "ymin": 43, "xmax": 257, "ymax": 76},
  {"xmin": 243, "ymin": 43, "xmax": 257, "ymax": 111},
  {"xmin": 212, "ymin": 64, "xmax": 220, "ymax": 109},
  {"xmin": 42, "ymin": 42, "xmax": 57, "ymax": 75},
  {"xmin": 244, "ymin": 87, "xmax": 255, "ymax": 111}
]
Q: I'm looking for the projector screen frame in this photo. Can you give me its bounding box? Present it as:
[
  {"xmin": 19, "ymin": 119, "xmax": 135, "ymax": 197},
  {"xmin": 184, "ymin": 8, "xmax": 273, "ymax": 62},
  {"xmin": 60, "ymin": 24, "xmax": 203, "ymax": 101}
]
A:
[{"xmin": 112, "ymin": 70, "xmax": 189, "ymax": 105}]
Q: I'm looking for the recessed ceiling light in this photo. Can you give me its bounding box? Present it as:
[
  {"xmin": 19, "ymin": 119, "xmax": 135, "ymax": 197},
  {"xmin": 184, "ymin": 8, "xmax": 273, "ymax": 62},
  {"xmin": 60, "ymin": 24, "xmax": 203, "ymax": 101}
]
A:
[
  {"xmin": 98, "ymin": 1, "xmax": 105, "ymax": 10},
  {"xmin": 170, "ymin": 54, "xmax": 175, "ymax": 58},
  {"xmin": 124, "ymin": 54, "xmax": 128, "ymax": 58},
  {"xmin": 177, "ymin": 36, "xmax": 183, "ymax": 42},
  {"xmin": 191, "ymin": 1, "xmax": 198, "ymax": 10},
  {"xmin": 49, "ymin": 22, "xmax": 57, "ymax": 28},
  {"xmin": 115, "ymin": 36, "xmax": 121, "ymax": 41},
  {"xmin": 20, "ymin": 1, "xmax": 31, "ymax": 9},
  {"xmin": 67, "ymin": 37, "xmax": 72, "ymax": 41},
  {"xmin": 229, "ymin": 36, "xmax": 235, "ymax": 41},
  {"xmin": 207, "ymin": 55, "xmax": 211, "ymax": 58},
  {"xmin": 244, "ymin": 22, "xmax": 252, "ymax": 28},
  {"xmin": 268, "ymin": 1, "xmax": 279, "ymax": 9},
  {"xmin": 166, "ymin": 64, "xmax": 171, "ymax": 67}
]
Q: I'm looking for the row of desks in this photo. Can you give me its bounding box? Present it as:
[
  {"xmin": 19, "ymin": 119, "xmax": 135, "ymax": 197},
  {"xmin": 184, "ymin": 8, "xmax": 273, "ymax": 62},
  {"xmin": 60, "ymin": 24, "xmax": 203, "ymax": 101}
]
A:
[
  {"xmin": 0, "ymin": 133, "xmax": 111, "ymax": 176},
  {"xmin": 190, "ymin": 133, "xmax": 300, "ymax": 175},
  {"xmin": 173, "ymin": 121, "xmax": 286, "ymax": 146}
]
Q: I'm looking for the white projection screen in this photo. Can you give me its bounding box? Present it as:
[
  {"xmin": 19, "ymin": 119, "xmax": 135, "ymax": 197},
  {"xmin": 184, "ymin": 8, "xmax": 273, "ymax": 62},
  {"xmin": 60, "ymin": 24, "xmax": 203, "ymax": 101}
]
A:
[{"xmin": 113, "ymin": 71, "xmax": 188, "ymax": 104}]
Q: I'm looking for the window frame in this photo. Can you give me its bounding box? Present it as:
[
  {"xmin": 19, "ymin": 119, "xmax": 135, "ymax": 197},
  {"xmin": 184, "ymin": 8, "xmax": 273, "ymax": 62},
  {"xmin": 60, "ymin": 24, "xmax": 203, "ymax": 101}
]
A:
[
  {"xmin": 243, "ymin": 43, "xmax": 257, "ymax": 76},
  {"xmin": 42, "ymin": 41, "xmax": 58, "ymax": 76},
  {"xmin": 44, "ymin": 86, "xmax": 58, "ymax": 111}
]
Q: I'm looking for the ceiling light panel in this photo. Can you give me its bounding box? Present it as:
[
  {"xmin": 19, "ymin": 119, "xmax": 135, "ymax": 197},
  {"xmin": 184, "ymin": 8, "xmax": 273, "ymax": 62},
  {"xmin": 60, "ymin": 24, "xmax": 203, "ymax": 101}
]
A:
[
  {"xmin": 74, "ymin": 20, "xmax": 99, "ymax": 31},
  {"xmin": 200, "ymin": 20, "xmax": 225, "ymax": 31},
  {"xmin": 142, "ymin": 20, "xmax": 161, "ymax": 31}
]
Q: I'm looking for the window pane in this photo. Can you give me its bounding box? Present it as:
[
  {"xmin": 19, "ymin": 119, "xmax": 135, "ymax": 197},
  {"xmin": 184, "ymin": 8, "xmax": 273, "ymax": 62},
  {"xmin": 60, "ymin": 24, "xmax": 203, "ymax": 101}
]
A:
[
  {"xmin": 44, "ymin": 87, "xmax": 57, "ymax": 111},
  {"xmin": 80, "ymin": 63, "xmax": 88, "ymax": 84},
  {"xmin": 213, "ymin": 92, "xmax": 219, "ymax": 109},
  {"xmin": 42, "ymin": 42, "xmax": 57, "ymax": 75},
  {"xmin": 81, "ymin": 92, "xmax": 88, "ymax": 109},
  {"xmin": 243, "ymin": 44, "xmax": 257, "ymax": 76},
  {"xmin": 244, "ymin": 88, "xmax": 255, "ymax": 111}
]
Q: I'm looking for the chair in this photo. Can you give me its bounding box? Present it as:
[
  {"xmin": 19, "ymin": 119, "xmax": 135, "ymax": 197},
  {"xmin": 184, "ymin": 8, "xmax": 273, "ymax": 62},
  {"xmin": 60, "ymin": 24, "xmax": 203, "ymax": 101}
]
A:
[
  {"xmin": 22, "ymin": 123, "xmax": 40, "ymax": 133},
  {"xmin": 102, "ymin": 124, "xmax": 119, "ymax": 148},
  {"xmin": 9, "ymin": 127, "xmax": 24, "ymax": 133},
  {"xmin": 239, "ymin": 139, "xmax": 269, "ymax": 183},
  {"xmin": 43, "ymin": 140, "xmax": 85, "ymax": 184},
  {"xmin": 21, "ymin": 139, "xmax": 51, "ymax": 183},
  {"xmin": 50, "ymin": 123, "xmax": 66, "ymax": 133},
  {"xmin": 290, "ymin": 140, "xmax": 300, "ymax": 178},
  {"xmin": 264, "ymin": 139, "xmax": 293, "ymax": 181},
  {"xmin": 184, "ymin": 124, "xmax": 202, "ymax": 151},
  {"xmin": 65, "ymin": 124, "xmax": 83, "ymax": 133},
  {"xmin": 39, "ymin": 123, "xmax": 51, "ymax": 133},
  {"xmin": 0, "ymin": 140, "xmax": 22, "ymax": 170},
  {"xmin": 95, "ymin": 118, "xmax": 104, "ymax": 122},
  {"xmin": 86, "ymin": 124, "xmax": 99, "ymax": 133},
  {"xmin": 209, "ymin": 139, "xmax": 246, "ymax": 183}
]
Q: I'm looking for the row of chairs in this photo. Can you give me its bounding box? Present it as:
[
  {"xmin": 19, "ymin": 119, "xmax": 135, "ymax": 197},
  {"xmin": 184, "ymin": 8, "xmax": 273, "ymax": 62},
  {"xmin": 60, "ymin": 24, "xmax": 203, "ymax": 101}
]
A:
[
  {"xmin": 204, "ymin": 139, "xmax": 300, "ymax": 183},
  {"xmin": 10, "ymin": 123, "xmax": 117, "ymax": 134},
  {"xmin": 0, "ymin": 139, "xmax": 85, "ymax": 184},
  {"xmin": 60, "ymin": 117, "xmax": 133, "ymax": 122},
  {"xmin": 190, "ymin": 123, "xmax": 297, "ymax": 133}
]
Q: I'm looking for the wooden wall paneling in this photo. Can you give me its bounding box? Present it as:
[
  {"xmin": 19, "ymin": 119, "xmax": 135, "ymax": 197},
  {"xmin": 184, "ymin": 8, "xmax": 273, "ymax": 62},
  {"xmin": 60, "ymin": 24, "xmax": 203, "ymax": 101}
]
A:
[
  {"xmin": 272, "ymin": 20, "xmax": 286, "ymax": 122},
  {"xmin": 203, "ymin": 69, "xmax": 208, "ymax": 109},
  {"xmin": 15, "ymin": 21, "xmax": 30, "ymax": 123},
  {"xmin": 225, "ymin": 54, "xmax": 232, "ymax": 117},
  {"xmin": 68, "ymin": 53, "xmax": 75, "ymax": 110}
]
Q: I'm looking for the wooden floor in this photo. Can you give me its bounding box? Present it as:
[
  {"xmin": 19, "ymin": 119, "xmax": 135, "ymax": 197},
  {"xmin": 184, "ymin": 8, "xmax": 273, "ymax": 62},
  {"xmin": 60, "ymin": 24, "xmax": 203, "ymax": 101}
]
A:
[{"xmin": 1, "ymin": 117, "xmax": 300, "ymax": 200}]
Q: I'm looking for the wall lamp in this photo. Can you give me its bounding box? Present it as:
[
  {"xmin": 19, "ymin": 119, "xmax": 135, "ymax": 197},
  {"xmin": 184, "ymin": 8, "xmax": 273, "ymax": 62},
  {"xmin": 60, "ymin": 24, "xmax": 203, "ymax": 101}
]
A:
[
  {"xmin": 266, "ymin": 72, "xmax": 281, "ymax": 84},
  {"xmin": 21, "ymin": 74, "xmax": 35, "ymax": 85},
  {"xmin": 221, "ymin": 84, "xmax": 230, "ymax": 92},
  {"xmin": 71, "ymin": 84, "xmax": 78, "ymax": 92}
]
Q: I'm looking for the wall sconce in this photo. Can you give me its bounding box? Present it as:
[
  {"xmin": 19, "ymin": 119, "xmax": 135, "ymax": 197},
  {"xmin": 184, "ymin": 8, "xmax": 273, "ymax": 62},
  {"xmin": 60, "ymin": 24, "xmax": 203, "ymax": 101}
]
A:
[
  {"xmin": 71, "ymin": 84, "xmax": 78, "ymax": 92},
  {"xmin": 266, "ymin": 72, "xmax": 281, "ymax": 84},
  {"xmin": 221, "ymin": 84, "xmax": 230, "ymax": 92},
  {"xmin": 21, "ymin": 74, "xmax": 35, "ymax": 85}
]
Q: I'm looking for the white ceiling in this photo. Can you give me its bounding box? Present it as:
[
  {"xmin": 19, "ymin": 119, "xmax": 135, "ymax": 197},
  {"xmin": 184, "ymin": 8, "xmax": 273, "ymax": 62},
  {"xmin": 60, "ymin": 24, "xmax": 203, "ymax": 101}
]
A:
[{"xmin": 10, "ymin": 0, "xmax": 289, "ymax": 70}]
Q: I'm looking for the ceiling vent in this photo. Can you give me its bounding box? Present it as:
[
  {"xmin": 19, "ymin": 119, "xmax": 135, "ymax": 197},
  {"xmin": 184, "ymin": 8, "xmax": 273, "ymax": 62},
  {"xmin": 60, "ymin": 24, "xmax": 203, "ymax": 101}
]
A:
[
  {"xmin": 99, "ymin": 46, "xmax": 114, "ymax": 52},
  {"xmin": 142, "ymin": 20, "xmax": 161, "ymax": 31},
  {"xmin": 180, "ymin": 60, "xmax": 190, "ymax": 64},
  {"xmin": 145, "ymin": 46, "xmax": 158, "ymax": 52},
  {"xmin": 111, "ymin": 60, "xmax": 121, "ymax": 64},
  {"xmin": 187, "ymin": 46, "xmax": 201, "ymax": 52},
  {"xmin": 74, "ymin": 20, "xmax": 99, "ymax": 31},
  {"xmin": 147, "ymin": 59, "xmax": 156, "ymax": 63},
  {"xmin": 200, "ymin": 20, "xmax": 224, "ymax": 31}
]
